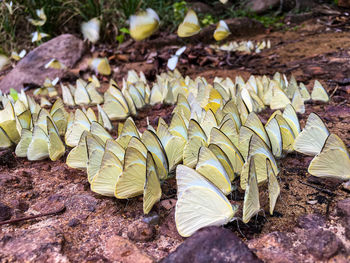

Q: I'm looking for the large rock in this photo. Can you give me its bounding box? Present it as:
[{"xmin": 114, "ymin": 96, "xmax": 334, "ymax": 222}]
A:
[
  {"xmin": 161, "ymin": 226, "xmax": 261, "ymax": 263},
  {"xmin": 244, "ymin": 0, "xmax": 280, "ymax": 14},
  {"xmin": 0, "ymin": 34, "xmax": 85, "ymax": 92},
  {"xmin": 0, "ymin": 226, "xmax": 68, "ymax": 262}
]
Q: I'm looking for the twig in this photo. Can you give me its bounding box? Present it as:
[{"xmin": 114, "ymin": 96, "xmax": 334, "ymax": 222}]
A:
[
  {"xmin": 330, "ymin": 85, "xmax": 339, "ymax": 97},
  {"xmin": 298, "ymin": 180, "xmax": 336, "ymax": 196},
  {"xmin": 0, "ymin": 206, "xmax": 65, "ymax": 226}
]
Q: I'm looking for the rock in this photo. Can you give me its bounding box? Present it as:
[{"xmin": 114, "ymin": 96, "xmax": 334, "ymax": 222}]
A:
[
  {"xmin": 127, "ymin": 219, "xmax": 156, "ymax": 242},
  {"xmin": 337, "ymin": 198, "xmax": 350, "ymax": 217},
  {"xmin": 248, "ymin": 232, "xmax": 298, "ymax": 263},
  {"xmin": 338, "ymin": 0, "xmax": 350, "ymax": 8},
  {"xmin": 161, "ymin": 226, "xmax": 261, "ymax": 263},
  {"xmin": 65, "ymin": 194, "xmax": 98, "ymax": 214},
  {"xmin": 305, "ymin": 229, "xmax": 342, "ymax": 260},
  {"xmin": 142, "ymin": 212, "xmax": 160, "ymax": 225},
  {"xmin": 244, "ymin": 0, "xmax": 280, "ymax": 14},
  {"xmin": 296, "ymin": 213, "xmax": 325, "ymax": 229},
  {"xmin": 0, "ymin": 226, "xmax": 68, "ymax": 262},
  {"xmin": 103, "ymin": 235, "xmax": 153, "ymax": 263},
  {"xmin": 0, "ymin": 202, "xmax": 12, "ymax": 221},
  {"xmin": 0, "ymin": 34, "xmax": 85, "ymax": 92}
]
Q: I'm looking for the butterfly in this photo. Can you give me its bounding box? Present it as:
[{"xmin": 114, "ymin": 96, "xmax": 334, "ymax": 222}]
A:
[
  {"xmin": 81, "ymin": 18, "xmax": 100, "ymax": 43},
  {"xmin": 293, "ymin": 113, "xmax": 329, "ymax": 156},
  {"xmin": 177, "ymin": 10, "xmax": 201, "ymax": 37},
  {"xmin": 213, "ymin": 20, "xmax": 230, "ymax": 41},
  {"xmin": 167, "ymin": 46, "xmax": 186, "ymax": 71},
  {"xmin": 175, "ymin": 165, "xmax": 238, "ymax": 237},
  {"xmin": 308, "ymin": 134, "xmax": 350, "ymax": 181},
  {"xmin": 311, "ymin": 80, "xmax": 329, "ymax": 102},
  {"xmin": 129, "ymin": 8, "xmax": 159, "ymax": 41}
]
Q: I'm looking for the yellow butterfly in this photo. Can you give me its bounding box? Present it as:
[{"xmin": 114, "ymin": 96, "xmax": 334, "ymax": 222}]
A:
[
  {"xmin": 156, "ymin": 123, "xmax": 186, "ymax": 172},
  {"xmin": 214, "ymin": 20, "xmax": 230, "ymax": 41},
  {"xmin": 240, "ymin": 135, "xmax": 279, "ymax": 190},
  {"xmin": 65, "ymin": 109, "xmax": 91, "ymax": 147},
  {"xmin": 45, "ymin": 59, "xmax": 66, "ymax": 70},
  {"xmin": 265, "ymin": 118, "xmax": 283, "ymax": 158},
  {"xmin": 90, "ymin": 58, "xmax": 111, "ymax": 75},
  {"xmin": 195, "ymin": 146, "xmax": 232, "ymax": 195},
  {"xmin": 242, "ymin": 156, "xmax": 260, "ymax": 223},
  {"xmin": 274, "ymin": 114, "xmax": 295, "ymax": 153},
  {"xmin": 267, "ymin": 159, "xmax": 280, "ymax": 215},
  {"xmin": 299, "ymin": 83, "xmax": 311, "ymax": 101},
  {"xmin": 210, "ymin": 127, "xmax": 244, "ymax": 176},
  {"xmin": 177, "ymin": 9, "xmax": 201, "ymax": 37},
  {"xmin": 142, "ymin": 130, "xmax": 169, "ymax": 180},
  {"xmin": 103, "ymin": 85, "xmax": 130, "ymax": 120},
  {"xmin": 116, "ymin": 117, "xmax": 140, "ymax": 148},
  {"xmin": 129, "ymin": 8, "xmax": 159, "ymax": 41},
  {"xmin": 293, "ymin": 113, "xmax": 329, "ymax": 156},
  {"xmin": 308, "ymin": 134, "xmax": 350, "ymax": 181},
  {"xmin": 91, "ymin": 150, "xmax": 123, "ymax": 196},
  {"xmin": 31, "ymin": 31, "xmax": 49, "ymax": 42},
  {"xmin": 143, "ymin": 152, "xmax": 162, "ymax": 214},
  {"xmin": 270, "ymin": 85, "xmax": 291, "ymax": 110},
  {"xmin": 28, "ymin": 8, "xmax": 46, "ymax": 26},
  {"xmin": 115, "ymin": 146, "xmax": 146, "ymax": 199},
  {"xmin": 311, "ymin": 80, "xmax": 329, "ymax": 102},
  {"xmin": 11, "ymin": 50, "xmax": 26, "ymax": 61},
  {"xmin": 175, "ymin": 165, "xmax": 238, "ymax": 237},
  {"xmin": 0, "ymin": 101, "xmax": 20, "ymax": 144},
  {"xmin": 0, "ymin": 127, "xmax": 13, "ymax": 149}
]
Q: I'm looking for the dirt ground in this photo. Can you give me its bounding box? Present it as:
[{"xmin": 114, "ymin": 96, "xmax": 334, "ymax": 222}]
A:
[{"xmin": 1, "ymin": 14, "xmax": 350, "ymax": 262}]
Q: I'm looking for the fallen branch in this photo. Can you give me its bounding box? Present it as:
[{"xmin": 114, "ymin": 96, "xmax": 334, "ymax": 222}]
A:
[
  {"xmin": 298, "ymin": 180, "xmax": 336, "ymax": 196},
  {"xmin": 0, "ymin": 205, "xmax": 66, "ymax": 226}
]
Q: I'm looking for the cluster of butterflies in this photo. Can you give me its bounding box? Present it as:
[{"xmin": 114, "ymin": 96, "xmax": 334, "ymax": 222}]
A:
[
  {"xmin": 80, "ymin": 7, "xmax": 231, "ymax": 43},
  {"xmin": 210, "ymin": 39, "xmax": 272, "ymax": 54},
  {"xmin": 1, "ymin": 68, "xmax": 346, "ymax": 238}
]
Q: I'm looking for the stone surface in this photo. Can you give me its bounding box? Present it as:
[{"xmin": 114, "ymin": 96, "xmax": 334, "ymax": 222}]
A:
[
  {"xmin": 103, "ymin": 235, "xmax": 154, "ymax": 263},
  {"xmin": 248, "ymin": 232, "xmax": 298, "ymax": 263},
  {"xmin": 161, "ymin": 226, "xmax": 261, "ymax": 263},
  {"xmin": 0, "ymin": 226, "xmax": 68, "ymax": 262},
  {"xmin": 0, "ymin": 34, "xmax": 85, "ymax": 92},
  {"xmin": 127, "ymin": 219, "xmax": 156, "ymax": 242},
  {"xmin": 337, "ymin": 198, "xmax": 350, "ymax": 217},
  {"xmin": 296, "ymin": 213, "xmax": 325, "ymax": 229},
  {"xmin": 305, "ymin": 229, "xmax": 342, "ymax": 260},
  {"xmin": 245, "ymin": 0, "xmax": 280, "ymax": 14},
  {"xmin": 0, "ymin": 202, "xmax": 12, "ymax": 221}
]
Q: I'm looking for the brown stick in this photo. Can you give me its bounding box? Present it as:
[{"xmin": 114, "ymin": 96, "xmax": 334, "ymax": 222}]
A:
[
  {"xmin": 0, "ymin": 205, "xmax": 66, "ymax": 226},
  {"xmin": 298, "ymin": 180, "xmax": 336, "ymax": 196}
]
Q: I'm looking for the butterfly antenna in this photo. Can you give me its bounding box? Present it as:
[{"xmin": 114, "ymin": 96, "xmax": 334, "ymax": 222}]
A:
[
  {"xmin": 230, "ymin": 217, "xmax": 246, "ymax": 238},
  {"xmin": 123, "ymin": 198, "xmax": 130, "ymax": 211}
]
